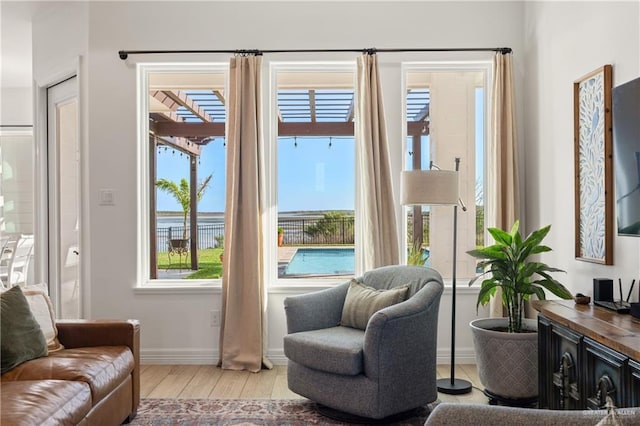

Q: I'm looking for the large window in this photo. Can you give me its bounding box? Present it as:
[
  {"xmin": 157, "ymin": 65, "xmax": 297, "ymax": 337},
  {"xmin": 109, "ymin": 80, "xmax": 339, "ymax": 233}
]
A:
[
  {"xmin": 272, "ymin": 66, "xmax": 356, "ymax": 281},
  {"xmin": 404, "ymin": 64, "xmax": 489, "ymax": 279},
  {"xmin": 138, "ymin": 60, "xmax": 488, "ymax": 287},
  {"xmin": 139, "ymin": 64, "xmax": 227, "ymax": 284}
]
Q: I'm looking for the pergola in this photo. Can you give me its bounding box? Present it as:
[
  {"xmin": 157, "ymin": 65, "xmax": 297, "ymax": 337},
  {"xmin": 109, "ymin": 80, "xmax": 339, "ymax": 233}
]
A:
[{"xmin": 148, "ymin": 73, "xmax": 429, "ymax": 276}]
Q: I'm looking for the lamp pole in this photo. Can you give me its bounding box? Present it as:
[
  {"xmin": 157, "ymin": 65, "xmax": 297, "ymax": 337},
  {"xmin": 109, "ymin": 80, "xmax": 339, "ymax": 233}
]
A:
[{"xmin": 436, "ymin": 157, "xmax": 472, "ymax": 395}]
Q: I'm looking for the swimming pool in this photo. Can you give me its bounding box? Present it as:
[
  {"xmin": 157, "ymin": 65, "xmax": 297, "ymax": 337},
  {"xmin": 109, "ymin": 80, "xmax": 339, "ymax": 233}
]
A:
[{"xmin": 284, "ymin": 248, "xmax": 354, "ymax": 276}]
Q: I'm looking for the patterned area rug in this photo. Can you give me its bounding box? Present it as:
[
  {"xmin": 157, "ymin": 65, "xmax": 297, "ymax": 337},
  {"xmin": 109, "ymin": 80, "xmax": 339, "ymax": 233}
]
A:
[{"xmin": 130, "ymin": 398, "xmax": 435, "ymax": 425}]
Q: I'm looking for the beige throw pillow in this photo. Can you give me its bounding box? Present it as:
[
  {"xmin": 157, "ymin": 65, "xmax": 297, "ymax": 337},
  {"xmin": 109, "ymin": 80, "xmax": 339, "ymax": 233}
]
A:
[
  {"xmin": 22, "ymin": 289, "xmax": 64, "ymax": 352},
  {"xmin": 341, "ymin": 279, "xmax": 409, "ymax": 330}
]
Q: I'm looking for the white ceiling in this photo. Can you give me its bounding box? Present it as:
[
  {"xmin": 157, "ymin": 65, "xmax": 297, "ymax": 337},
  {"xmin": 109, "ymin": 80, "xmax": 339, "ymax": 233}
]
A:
[{"xmin": 1, "ymin": 2, "xmax": 35, "ymax": 89}]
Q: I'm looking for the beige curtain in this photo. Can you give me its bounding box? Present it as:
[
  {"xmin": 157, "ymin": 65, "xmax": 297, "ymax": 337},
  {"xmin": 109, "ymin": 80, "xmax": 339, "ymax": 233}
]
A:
[
  {"xmin": 488, "ymin": 52, "xmax": 520, "ymax": 317},
  {"xmin": 219, "ymin": 55, "xmax": 272, "ymax": 372},
  {"xmin": 355, "ymin": 54, "xmax": 400, "ymax": 271}
]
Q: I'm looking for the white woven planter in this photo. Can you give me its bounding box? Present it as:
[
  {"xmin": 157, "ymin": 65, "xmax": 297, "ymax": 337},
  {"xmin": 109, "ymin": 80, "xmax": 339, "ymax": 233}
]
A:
[{"xmin": 470, "ymin": 317, "xmax": 538, "ymax": 399}]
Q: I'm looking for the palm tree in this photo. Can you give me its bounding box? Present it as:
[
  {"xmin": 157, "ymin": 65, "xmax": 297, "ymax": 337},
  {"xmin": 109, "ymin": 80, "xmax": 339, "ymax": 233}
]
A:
[{"xmin": 156, "ymin": 174, "xmax": 213, "ymax": 240}]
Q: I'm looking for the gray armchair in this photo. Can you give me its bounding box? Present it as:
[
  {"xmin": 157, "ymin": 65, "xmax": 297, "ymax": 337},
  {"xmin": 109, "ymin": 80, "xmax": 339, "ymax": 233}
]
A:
[{"xmin": 283, "ymin": 265, "xmax": 444, "ymax": 420}]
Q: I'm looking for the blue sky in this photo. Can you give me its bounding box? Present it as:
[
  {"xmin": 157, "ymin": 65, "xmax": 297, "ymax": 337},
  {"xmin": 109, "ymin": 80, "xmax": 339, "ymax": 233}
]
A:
[{"xmin": 155, "ymin": 136, "xmax": 355, "ymax": 213}]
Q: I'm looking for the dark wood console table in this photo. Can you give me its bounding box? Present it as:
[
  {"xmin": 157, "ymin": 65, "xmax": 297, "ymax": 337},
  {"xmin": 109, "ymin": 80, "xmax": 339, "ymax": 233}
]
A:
[{"xmin": 534, "ymin": 300, "xmax": 640, "ymax": 409}]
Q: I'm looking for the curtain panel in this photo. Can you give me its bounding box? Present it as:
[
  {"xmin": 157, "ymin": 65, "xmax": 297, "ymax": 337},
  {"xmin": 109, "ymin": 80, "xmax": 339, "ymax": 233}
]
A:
[
  {"xmin": 488, "ymin": 52, "xmax": 520, "ymax": 317},
  {"xmin": 355, "ymin": 54, "xmax": 400, "ymax": 271},
  {"xmin": 219, "ymin": 55, "xmax": 272, "ymax": 372}
]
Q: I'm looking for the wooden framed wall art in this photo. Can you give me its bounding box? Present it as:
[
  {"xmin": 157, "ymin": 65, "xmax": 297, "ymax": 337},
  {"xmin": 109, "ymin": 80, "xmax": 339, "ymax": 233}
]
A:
[{"xmin": 574, "ymin": 64, "xmax": 613, "ymax": 264}]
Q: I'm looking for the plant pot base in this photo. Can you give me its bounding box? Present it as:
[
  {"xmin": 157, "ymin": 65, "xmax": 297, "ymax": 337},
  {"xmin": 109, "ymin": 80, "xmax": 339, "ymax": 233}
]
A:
[
  {"xmin": 437, "ymin": 378, "xmax": 472, "ymax": 395},
  {"xmin": 483, "ymin": 389, "xmax": 537, "ymax": 408}
]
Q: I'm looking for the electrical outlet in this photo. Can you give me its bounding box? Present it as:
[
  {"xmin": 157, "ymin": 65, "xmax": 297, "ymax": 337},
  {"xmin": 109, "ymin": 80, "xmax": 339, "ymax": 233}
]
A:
[{"xmin": 210, "ymin": 310, "xmax": 221, "ymax": 327}]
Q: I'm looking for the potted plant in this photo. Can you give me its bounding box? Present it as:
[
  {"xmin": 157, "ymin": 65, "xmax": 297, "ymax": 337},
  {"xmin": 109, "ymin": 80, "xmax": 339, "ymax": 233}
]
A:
[
  {"xmin": 466, "ymin": 221, "xmax": 572, "ymax": 404},
  {"xmin": 277, "ymin": 227, "xmax": 285, "ymax": 247}
]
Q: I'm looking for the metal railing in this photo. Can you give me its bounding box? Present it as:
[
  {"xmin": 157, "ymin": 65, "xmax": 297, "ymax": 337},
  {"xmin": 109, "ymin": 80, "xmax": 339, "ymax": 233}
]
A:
[
  {"xmin": 156, "ymin": 211, "xmax": 483, "ymax": 252},
  {"xmin": 157, "ymin": 216, "xmax": 355, "ymax": 252},
  {"xmin": 157, "ymin": 224, "xmax": 224, "ymax": 252},
  {"xmin": 278, "ymin": 217, "xmax": 355, "ymax": 245}
]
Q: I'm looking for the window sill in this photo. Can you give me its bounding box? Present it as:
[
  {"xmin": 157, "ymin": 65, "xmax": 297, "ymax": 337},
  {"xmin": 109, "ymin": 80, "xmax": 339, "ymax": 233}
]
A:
[
  {"xmin": 134, "ymin": 280, "xmax": 222, "ymax": 295},
  {"xmin": 134, "ymin": 277, "xmax": 347, "ymax": 295}
]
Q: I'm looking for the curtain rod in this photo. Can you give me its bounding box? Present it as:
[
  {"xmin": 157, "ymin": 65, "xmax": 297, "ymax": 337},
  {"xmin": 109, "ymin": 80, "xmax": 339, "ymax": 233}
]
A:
[{"xmin": 118, "ymin": 47, "xmax": 511, "ymax": 60}]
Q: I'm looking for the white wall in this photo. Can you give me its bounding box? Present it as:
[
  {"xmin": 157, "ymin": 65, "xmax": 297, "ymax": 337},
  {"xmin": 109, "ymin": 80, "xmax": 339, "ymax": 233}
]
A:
[
  {"xmin": 0, "ymin": 88, "xmax": 33, "ymax": 126},
  {"xmin": 31, "ymin": 1, "xmax": 524, "ymax": 364},
  {"xmin": 523, "ymin": 1, "xmax": 640, "ymax": 299},
  {"xmin": 1, "ymin": 2, "xmax": 33, "ymax": 125}
]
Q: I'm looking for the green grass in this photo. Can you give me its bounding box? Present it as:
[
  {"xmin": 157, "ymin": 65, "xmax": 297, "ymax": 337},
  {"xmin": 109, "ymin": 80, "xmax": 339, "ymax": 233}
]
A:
[{"xmin": 157, "ymin": 248, "xmax": 223, "ymax": 279}]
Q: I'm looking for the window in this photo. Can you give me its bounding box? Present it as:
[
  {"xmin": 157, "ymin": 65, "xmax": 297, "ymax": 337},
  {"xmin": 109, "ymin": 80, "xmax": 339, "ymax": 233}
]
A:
[
  {"xmin": 271, "ymin": 65, "xmax": 357, "ymax": 281},
  {"xmin": 403, "ymin": 64, "xmax": 489, "ymax": 279},
  {"xmin": 139, "ymin": 63, "xmax": 227, "ymax": 285}
]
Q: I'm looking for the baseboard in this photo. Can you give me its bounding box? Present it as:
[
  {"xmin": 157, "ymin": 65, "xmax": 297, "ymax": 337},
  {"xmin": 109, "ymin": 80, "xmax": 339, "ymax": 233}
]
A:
[
  {"xmin": 141, "ymin": 348, "xmax": 218, "ymax": 364},
  {"xmin": 436, "ymin": 346, "xmax": 477, "ymax": 365},
  {"xmin": 140, "ymin": 348, "xmax": 289, "ymax": 365},
  {"xmin": 141, "ymin": 347, "xmax": 477, "ymax": 365}
]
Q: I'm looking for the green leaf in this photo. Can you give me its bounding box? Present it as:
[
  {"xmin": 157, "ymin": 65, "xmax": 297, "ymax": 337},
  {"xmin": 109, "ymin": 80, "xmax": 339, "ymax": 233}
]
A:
[
  {"xmin": 523, "ymin": 225, "xmax": 551, "ymax": 250},
  {"xmin": 488, "ymin": 227, "xmax": 512, "ymax": 246},
  {"xmin": 476, "ymin": 281, "xmax": 498, "ymax": 308},
  {"xmin": 509, "ymin": 220, "xmax": 520, "ymax": 235},
  {"xmin": 530, "ymin": 245, "xmax": 552, "ymax": 254},
  {"xmin": 467, "ymin": 247, "xmax": 507, "ymax": 260},
  {"xmin": 534, "ymin": 274, "xmax": 573, "ymax": 299},
  {"xmin": 531, "ymin": 285, "xmax": 546, "ymax": 301}
]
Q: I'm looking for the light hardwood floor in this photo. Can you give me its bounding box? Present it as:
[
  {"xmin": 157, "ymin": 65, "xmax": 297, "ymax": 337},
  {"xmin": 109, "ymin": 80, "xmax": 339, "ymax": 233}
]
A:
[{"xmin": 140, "ymin": 364, "xmax": 488, "ymax": 404}]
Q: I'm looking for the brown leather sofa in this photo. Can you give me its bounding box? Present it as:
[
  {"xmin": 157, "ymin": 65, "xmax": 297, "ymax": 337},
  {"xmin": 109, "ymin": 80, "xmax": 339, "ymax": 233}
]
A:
[{"xmin": 1, "ymin": 320, "xmax": 140, "ymax": 425}]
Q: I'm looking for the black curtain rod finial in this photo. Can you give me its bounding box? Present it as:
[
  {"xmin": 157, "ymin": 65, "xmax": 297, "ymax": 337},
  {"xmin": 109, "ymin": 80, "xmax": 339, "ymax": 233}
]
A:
[
  {"xmin": 499, "ymin": 47, "xmax": 512, "ymax": 55},
  {"xmin": 119, "ymin": 51, "xmax": 128, "ymax": 60}
]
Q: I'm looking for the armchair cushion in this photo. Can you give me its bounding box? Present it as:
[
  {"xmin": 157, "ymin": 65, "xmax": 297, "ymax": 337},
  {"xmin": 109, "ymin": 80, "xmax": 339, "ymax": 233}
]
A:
[
  {"xmin": 340, "ymin": 279, "xmax": 409, "ymax": 330},
  {"xmin": 284, "ymin": 326, "xmax": 365, "ymax": 375}
]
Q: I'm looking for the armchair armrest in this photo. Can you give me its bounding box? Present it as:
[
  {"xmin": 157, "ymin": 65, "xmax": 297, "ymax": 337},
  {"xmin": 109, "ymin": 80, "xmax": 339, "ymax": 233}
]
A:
[
  {"xmin": 284, "ymin": 282, "xmax": 350, "ymax": 333},
  {"xmin": 363, "ymin": 281, "xmax": 443, "ymax": 380},
  {"xmin": 56, "ymin": 320, "xmax": 140, "ymax": 413}
]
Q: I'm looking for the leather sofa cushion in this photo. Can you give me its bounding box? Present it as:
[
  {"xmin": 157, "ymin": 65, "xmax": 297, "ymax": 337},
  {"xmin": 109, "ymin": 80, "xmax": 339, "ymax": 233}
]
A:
[
  {"xmin": 284, "ymin": 326, "xmax": 365, "ymax": 375},
  {"xmin": 1, "ymin": 346, "xmax": 133, "ymax": 404},
  {"xmin": 1, "ymin": 379, "xmax": 91, "ymax": 425}
]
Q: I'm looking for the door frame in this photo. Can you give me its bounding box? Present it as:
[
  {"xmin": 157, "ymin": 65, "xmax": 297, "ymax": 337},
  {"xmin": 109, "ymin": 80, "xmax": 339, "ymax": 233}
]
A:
[{"xmin": 35, "ymin": 59, "xmax": 88, "ymax": 317}]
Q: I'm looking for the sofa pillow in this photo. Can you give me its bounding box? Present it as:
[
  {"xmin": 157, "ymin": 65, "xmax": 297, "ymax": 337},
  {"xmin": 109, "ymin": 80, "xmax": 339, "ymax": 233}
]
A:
[
  {"xmin": 1, "ymin": 286, "xmax": 48, "ymax": 374},
  {"xmin": 23, "ymin": 289, "xmax": 64, "ymax": 352},
  {"xmin": 340, "ymin": 279, "xmax": 409, "ymax": 330}
]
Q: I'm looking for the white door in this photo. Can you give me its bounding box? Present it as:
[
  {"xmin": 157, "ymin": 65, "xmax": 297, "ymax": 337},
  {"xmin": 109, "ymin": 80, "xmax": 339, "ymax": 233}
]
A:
[{"xmin": 47, "ymin": 76, "xmax": 81, "ymax": 318}]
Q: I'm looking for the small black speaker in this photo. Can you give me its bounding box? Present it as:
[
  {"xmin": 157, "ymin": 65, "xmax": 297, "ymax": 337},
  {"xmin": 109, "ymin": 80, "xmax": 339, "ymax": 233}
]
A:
[{"xmin": 593, "ymin": 278, "xmax": 614, "ymax": 302}]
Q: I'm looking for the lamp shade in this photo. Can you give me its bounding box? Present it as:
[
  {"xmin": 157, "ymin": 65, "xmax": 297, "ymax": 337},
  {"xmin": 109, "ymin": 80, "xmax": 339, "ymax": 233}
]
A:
[{"xmin": 401, "ymin": 170, "xmax": 459, "ymax": 206}]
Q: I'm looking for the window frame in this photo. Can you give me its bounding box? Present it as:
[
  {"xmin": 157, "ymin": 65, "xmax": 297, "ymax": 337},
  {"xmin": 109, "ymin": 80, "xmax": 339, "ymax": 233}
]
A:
[
  {"xmin": 136, "ymin": 62, "xmax": 228, "ymax": 289},
  {"xmin": 400, "ymin": 60, "xmax": 493, "ymax": 276},
  {"xmin": 266, "ymin": 61, "xmax": 359, "ymax": 288}
]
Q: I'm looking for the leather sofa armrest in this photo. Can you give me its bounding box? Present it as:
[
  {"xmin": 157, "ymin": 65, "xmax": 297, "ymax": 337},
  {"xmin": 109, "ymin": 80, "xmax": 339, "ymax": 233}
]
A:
[
  {"xmin": 56, "ymin": 320, "xmax": 139, "ymax": 352},
  {"xmin": 56, "ymin": 320, "xmax": 140, "ymax": 414}
]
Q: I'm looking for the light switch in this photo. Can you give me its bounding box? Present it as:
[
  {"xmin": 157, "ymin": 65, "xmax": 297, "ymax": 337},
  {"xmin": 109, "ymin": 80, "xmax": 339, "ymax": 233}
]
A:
[{"xmin": 99, "ymin": 189, "xmax": 115, "ymax": 206}]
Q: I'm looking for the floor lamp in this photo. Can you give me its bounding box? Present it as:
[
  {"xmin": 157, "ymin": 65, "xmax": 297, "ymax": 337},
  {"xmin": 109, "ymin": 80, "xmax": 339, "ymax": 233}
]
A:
[{"xmin": 401, "ymin": 157, "xmax": 472, "ymax": 395}]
